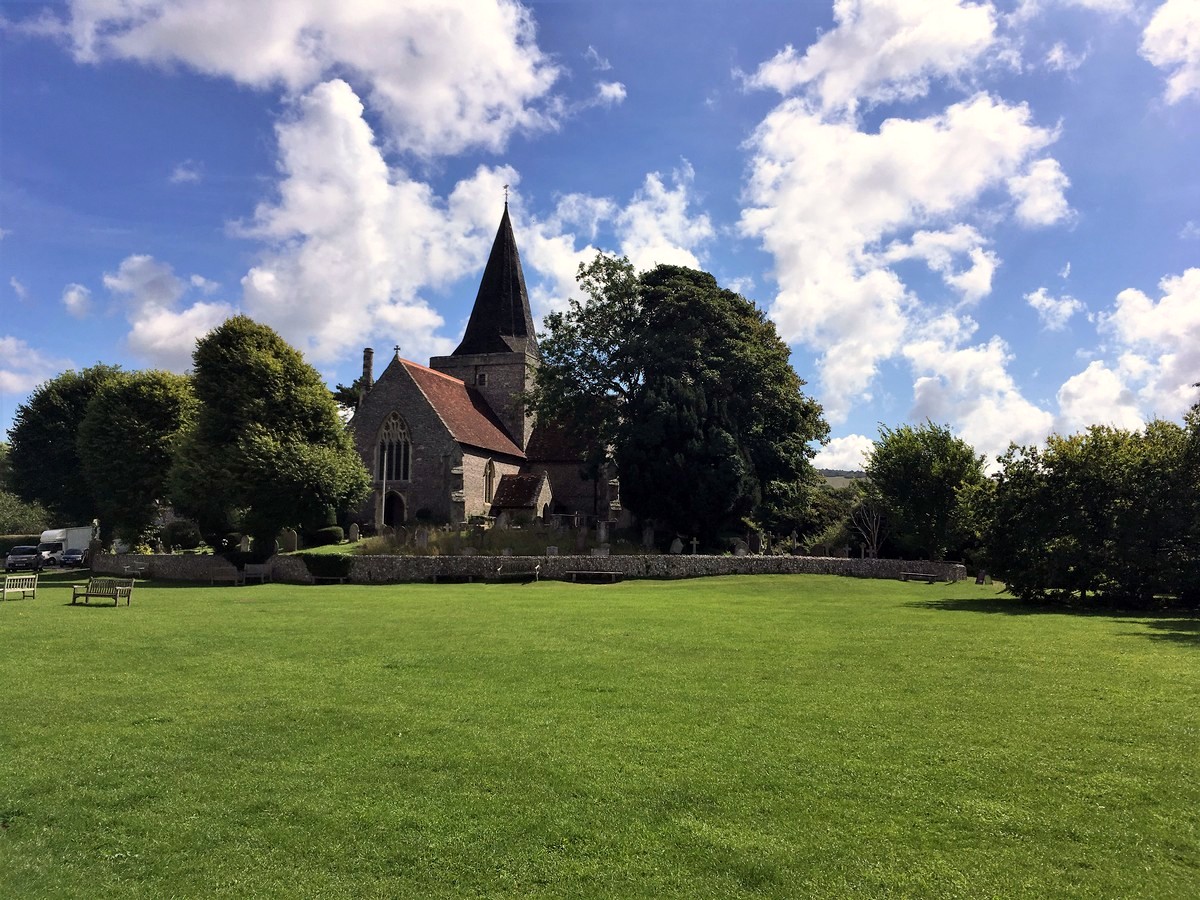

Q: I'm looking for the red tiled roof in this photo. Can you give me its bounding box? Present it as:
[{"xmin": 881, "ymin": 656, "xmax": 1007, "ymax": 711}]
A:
[
  {"xmin": 525, "ymin": 420, "xmax": 587, "ymax": 463},
  {"xmin": 401, "ymin": 360, "xmax": 524, "ymax": 458},
  {"xmin": 490, "ymin": 473, "xmax": 546, "ymax": 509}
]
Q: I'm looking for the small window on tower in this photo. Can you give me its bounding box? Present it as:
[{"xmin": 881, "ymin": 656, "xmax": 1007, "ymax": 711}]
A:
[{"xmin": 476, "ymin": 372, "xmax": 488, "ymax": 386}]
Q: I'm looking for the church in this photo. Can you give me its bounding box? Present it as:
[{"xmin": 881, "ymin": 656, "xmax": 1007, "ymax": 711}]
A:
[{"xmin": 348, "ymin": 205, "xmax": 619, "ymax": 530}]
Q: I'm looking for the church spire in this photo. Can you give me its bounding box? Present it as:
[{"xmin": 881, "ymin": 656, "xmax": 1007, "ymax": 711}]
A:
[{"xmin": 452, "ymin": 204, "xmax": 540, "ymax": 358}]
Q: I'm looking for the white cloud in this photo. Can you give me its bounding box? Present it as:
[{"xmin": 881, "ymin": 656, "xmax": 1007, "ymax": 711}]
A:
[
  {"xmin": 741, "ymin": 91, "xmax": 1061, "ymax": 420},
  {"xmin": 10, "ymin": 277, "xmax": 28, "ymax": 301},
  {"xmin": 1025, "ymin": 286, "xmax": 1083, "ymax": 330},
  {"xmin": 585, "ymin": 45, "xmax": 612, "ymax": 71},
  {"xmin": 813, "ymin": 434, "xmax": 875, "ymax": 470},
  {"xmin": 1182, "ymin": 220, "xmax": 1200, "ymax": 239},
  {"xmin": 903, "ymin": 313, "xmax": 1054, "ymax": 461},
  {"xmin": 169, "ymin": 159, "xmax": 202, "ymax": 183},
  {"xmin": 1099, "ymin": 267, "xmax": 1200, "ymax": 418},
  {"xmin": 1059, "ymin": 261, "xmax": 1071, "ymax": 278},
  {"xmin": 1045, "ymin": 41, "xmax": 1087, "ymax": 72},
  {"xmin": 189, "ymin": 274, "xmax": 219, "ymax": 293},
  {"xmin": 1140, "ymin": 0, "xmax": 1200, "ymax": 104},
  {"xmin": 1055, "ymin": 360, "xmax": 1144, "ymax": 434},
  {"xmin": 57, "ymin": 0, "xmax": 561, "ymax": 156},
  {"xmin": 0, "ymin": 337, "xmax": 72, "ymax": 398},
  {"xmin": 104, "ymin": 253, "xmax": 233, "ymax": 369},
  {"xmin": 62, "ymin": 283, "xmax": 93, "ymax": 318},
  {"xmin": 595, "ymin": 81, "xmax": 627, "ymax": 106},
  {"xmin": 744, "ymin": 0, "xmax": 997, "ymax": 113},
  {"xmin": 614, "ymin": 163, "xmax": 713, "ymax": 272},
  {"xmin": 1007, "ymin": 157, "xmax": 1071, "ymax": 226}
]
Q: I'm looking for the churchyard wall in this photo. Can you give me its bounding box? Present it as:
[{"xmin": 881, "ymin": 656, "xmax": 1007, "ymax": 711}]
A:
[{"xmin": 95, "ymin": 552, "xmax": 966, "ymax": 585}]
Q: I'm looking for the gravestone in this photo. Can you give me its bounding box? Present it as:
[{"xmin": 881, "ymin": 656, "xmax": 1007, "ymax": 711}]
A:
[
  {"xmin": 748, "ymin": 532, "xmax": 763, "ymax": 554},
  {"xmin": 348, "ymin": 523, "xmax": 360, "ymax": 542},
  {"xmin": 415, "ymin": 527, "xmax": 430, "ymax": 551},
  {"xmin": 732, "ymin": 539, "xmax": 748, "ymax": 556},
  {"xmin": 575, "ymin": 526, "xmax": 588, "ymax": 552},
  {"xmin": 461, "ymin": 547, "xmax": 477, "ymax": 556},
  {"xmin": 591, "ymin": 546, "xmax": 610, "ymax": 558},
  {"xmin": 669, "ymin": 537, "xmax": 683, "ymax": 555},
  {"xmin": 280, "ymin": 528, "xmax": 299, "ymax": 553},
  {"xmin": 545, "ymin": 546, "xmax": 558, "ymax": 556},
  {"xmin": 690, "ymin": 537, "xmax": 699, "ymax": 555},
  {"xmin": 643, "ymin": 525, "xmax": 656, "ymax": 550},
  {"xmin": 596, "ymin": 519, "xmax": 608, "ymax": 543},
  {"xmin": 502, "ymin": 548, "xmax": 513, "ymax": 557},
  {"xmin": 239, "ymin": 534, "xmax": 250, "ymax": 553}
]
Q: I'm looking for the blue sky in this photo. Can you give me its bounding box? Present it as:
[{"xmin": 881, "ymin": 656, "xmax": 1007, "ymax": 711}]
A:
[{"xmin": 2, "ymin": 0, "xmax": 1198, "ymax": 469}]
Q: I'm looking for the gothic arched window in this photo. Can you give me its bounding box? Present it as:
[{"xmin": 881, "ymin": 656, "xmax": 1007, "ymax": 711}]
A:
[
  {"xmin": 484, "ymin": 459, "xmax": 496, "ymax": 503},
  {"xmin": 377, "ymin": 412, "xmax": 411, "ymax": 482}
]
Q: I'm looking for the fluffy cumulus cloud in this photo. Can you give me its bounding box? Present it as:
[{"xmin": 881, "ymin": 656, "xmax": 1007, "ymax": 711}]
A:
[
  {"xmin": 0, "ymin": 337, "xmax": 73, "ymax": 396},
  {"xmin": 56, "ymin": 0, "xmax": 561, "ymax": 156},
  {"xmin": 745, "ymin": 0, "xmax": 997, "ymax": 112},
  {"xmin": 903, "ymin": 313, "xmax": 1054, "ymax": 461},
  {"xmin": 103, "ymin": 254, "xmax": 233, "ymax": 369},
  {"xmin": 741, "ymin": 92, "xmax": 1061, "ymax": 420},
  {"xmin": 1099, "ymin": 267, "xmax": 1200, "ymax": 418},
  {"xmin": 1055, "ymin": 359, "xmax": 1145, "ymax": 434},
  {"xmin": 613, "ymin": 164, "xmax": 714, "ymax": 273},
  {"xmin": 812, "ymin": 433, "xmax": 876, "ymax": 470},
  {"xmin": 62, "ymin": 283, "xmax": 93, "ymax": 318},
  {"xmin": 1008, "ymin": 157, "xmax": 1072, "ymax": 226},
  {"xmin": 1025, "ymin": 286, "xmax": 1083, "ymax": 330},
  {"xmin": 1140, "ymin": 0, "xmax": 1200, "ymax": 104}
]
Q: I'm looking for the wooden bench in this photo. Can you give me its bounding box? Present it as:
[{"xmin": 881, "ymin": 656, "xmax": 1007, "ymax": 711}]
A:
[
  {"xmin": 564, "ymin": 570, "xmax": 623, "ymax": 584},
  {"xmin": 72, "ymin": 577, "xmax": 135, "ymax": 606},
  {"xmin": 312, "ymin": 576, "xmax": 347, "ymax": 585},
  {"xmin": 209, "ymin": 568, "xmax": 241, "ymax": 586},
  {"xmin": 2, "ymin": 573, "xmax": 38, "ymax": 600},
  {"xmin": 242, "ymin": 563, "xmax": 272, "ymax": 584},
  {"xmin": 900, "ymin": 572, "xmax": 939, "ymax": 583}
]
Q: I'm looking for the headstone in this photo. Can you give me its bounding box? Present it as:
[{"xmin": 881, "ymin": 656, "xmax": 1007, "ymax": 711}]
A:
[
  {"xmin": 348, "ymin": 523, "xmax": 360, "ymax": 542},
  {"xmin": 748, "ymin": 532, "xmax": 763, "ymax": 554},
  {"xmin": 281, "ymin": 528, "xmax": 299, "ymax": 553},
  {"xmin": 462, "ymin": 547, "xmax": 477, "ymax": 556},
  {"xmin": 597, "ymin": 519, "xmax": 609, "ymax": 543},
  {"xmin": 669, "ymin": 537, "xmax": 683, "ymax": 555},
  {"xmin": 239, "ymin": 534, "xmax": 250, "ymax": 553},
  {"xmin": 592, "ymin": 546, "xmax": 610, "ymax": 557},
  {"xmin": 502, "ymin": 548, "xmax": 513, "ymax": 557},
  {"xmin": 415, "ymin": 527, "xmax": 430, "ymax": 550},
  {"xmin": 575, "ymin": 526, "xmax": 588, "ymax": 552},
  {"xmin": 690, "ymin": 537, "xmax": 699, "ymax": 555},
  {"xmin": 643, "ymin": 525, "xmax": 656, "ymax": 550},
  {"xmin": 545, "ymin": 546, "xmax": 558, "ymax": 556},
  {"xmin": 731, "ymin": 538, "xmax": 748, "ymax": 556},
  {"xmin": 550, "ymin": 516, "xmax": 563, "ymax": 532}
]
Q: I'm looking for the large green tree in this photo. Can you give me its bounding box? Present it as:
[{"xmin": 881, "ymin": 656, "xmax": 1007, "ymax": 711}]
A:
[
  {"xmin": 168, "ymin": 316, "xmax": 370, "ymax": 550},
  {"xmin": 77, "ymin": 370, "xmax": 198, "ymax": 545},
  {"xmin": 530, "ymin": 255, "xmax": 827, "ymax": 542},
  {"xmin": 8, "ymin": 364, "xmax": 123, "ymax": 524},
  {"xmin": 866, "ymin": 422, "xmax": 985, "ymax": 560}
]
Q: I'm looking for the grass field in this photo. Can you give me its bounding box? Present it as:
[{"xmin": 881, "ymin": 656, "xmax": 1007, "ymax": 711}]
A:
[{"xmin": 1, "ymin": 573, "xmax": 1197, "ymax": 898}]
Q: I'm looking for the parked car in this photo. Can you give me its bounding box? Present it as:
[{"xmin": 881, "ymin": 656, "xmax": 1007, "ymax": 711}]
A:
[
  {"xmin": 5, "ymin": 546, "xmax": 43, "ymax": 572},
  {"xmin": 61, "ymin": 548, "xmax": 89, "ymax": 568}
]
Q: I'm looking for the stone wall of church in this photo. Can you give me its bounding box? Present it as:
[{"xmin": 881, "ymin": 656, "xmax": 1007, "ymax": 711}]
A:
[
  {"xmin": 461, "ymin": 449, "xmax": 523, "ymax": 519},
  {"xmin": 430, "ymin": 350, "xmax": 537, "ymax": 448},
  {"xmin": 351, "ymin": 366, "xmax": 460, "ymax": 525}
]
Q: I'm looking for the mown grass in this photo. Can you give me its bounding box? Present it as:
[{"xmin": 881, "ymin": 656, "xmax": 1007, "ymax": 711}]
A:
[{"xmin": 1, "ymin": 575, "xmax": 1197, "ymax": 898}]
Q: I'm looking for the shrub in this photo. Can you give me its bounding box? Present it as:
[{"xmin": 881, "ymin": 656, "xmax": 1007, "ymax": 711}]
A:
[
  {"xmin": 297, "ymin": 552, "xmax": 352, "ymax": 580},
  {"xmin": 162, "ymin": 519, "xmax": 203, "ymax": 551},
  {"xmin": 305, "ymin": 526, "xmax": 344, "ymax": 547}
]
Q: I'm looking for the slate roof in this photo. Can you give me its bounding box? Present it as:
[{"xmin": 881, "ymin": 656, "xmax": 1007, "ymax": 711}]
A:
[
  {"xmin": 525, "ymin": 420, "xmax": 587, "ymax": 463},
  {"xmin": 490, "ymin": 473, "xmax": 548, "ymax": 509},
  {"xmin": 452, "ymin": 204, "xmax": 540, "ymax": 358},
  {"xmin": 401, "ymin": 360, "xmax": 525, "ymax": 459}
]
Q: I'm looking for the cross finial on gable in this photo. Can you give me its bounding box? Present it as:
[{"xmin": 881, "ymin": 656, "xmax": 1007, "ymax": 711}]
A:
[{"xmin": 394, "ymin": 344, "xmax": 401, "ymax": 359}]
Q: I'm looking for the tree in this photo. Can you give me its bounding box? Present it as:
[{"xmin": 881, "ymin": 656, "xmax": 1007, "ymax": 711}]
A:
[
  {"xmin": 8, "ymin": 365, "xmax": 123, "ymax": 523},
  {"xmin": 168, "ymin": 316, "xmax": 370, "ymax": 550},
  {"xmin": 76, "ymin": 370, "xmax": 198, "ymax": 545},
  {"xmin": 866, "ymin": 422, "xmax": 985, "ymax": 560},
  {"xmin": 530, "ymin": 256, "xmax": 827, "ymax": 543}
]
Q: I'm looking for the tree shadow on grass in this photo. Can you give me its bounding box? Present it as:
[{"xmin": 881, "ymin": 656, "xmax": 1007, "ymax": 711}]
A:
[{"xmin": 909, "ymin": 597, "xmax": 1200, "ymax": 647}]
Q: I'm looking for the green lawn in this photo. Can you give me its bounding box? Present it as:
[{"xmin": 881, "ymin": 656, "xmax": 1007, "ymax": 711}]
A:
[{"xmin": 1, "ymin": 574, "xmax": 1197, "ymax": 898}]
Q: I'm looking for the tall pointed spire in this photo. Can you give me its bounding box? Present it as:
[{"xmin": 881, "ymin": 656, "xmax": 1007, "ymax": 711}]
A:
[{"xmin": 452, "ymin": 204, "xmax": 540, "ymax": 358}]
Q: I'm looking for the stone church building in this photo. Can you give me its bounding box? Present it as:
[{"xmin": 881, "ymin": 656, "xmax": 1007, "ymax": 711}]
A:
[{"xmin": 348, "ymin": 205, "xmax": 618, "ymax": 529}]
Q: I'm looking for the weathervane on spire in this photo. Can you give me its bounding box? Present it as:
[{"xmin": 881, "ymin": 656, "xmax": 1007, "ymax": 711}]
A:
[{"xmin": 503, "ymin": 184, "xmax": 509, "ymax": 204}]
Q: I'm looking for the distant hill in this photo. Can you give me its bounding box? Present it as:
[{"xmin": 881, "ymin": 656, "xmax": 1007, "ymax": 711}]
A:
[{"xmin": 818, "ymin": 469, "xmax": 866, "ymax": 489}]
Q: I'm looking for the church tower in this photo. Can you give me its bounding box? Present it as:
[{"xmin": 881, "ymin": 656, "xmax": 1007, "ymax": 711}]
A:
[{"xmin": 430, "ymin": 203, "xmax": 540, "ymax": 449}]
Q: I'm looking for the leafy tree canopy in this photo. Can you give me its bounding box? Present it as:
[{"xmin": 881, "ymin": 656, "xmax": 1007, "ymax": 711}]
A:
[
  {"xmin": 169, "ymin": 316, "xmax": 370, "ymax": 548},
  {"xmin": 866, "ymin": 422, "xmax": 985, "ymax": 560},
  {"xmin": 530, "ymin": 255, "xmax": 827, "ymax": 542},
  {"xmin": 77, "ymin": 370, "xmax": 198, "ymax": 545},
  {"xmin": 8, "ymin": 364, "xmax": 123, "ymax": 524}
]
